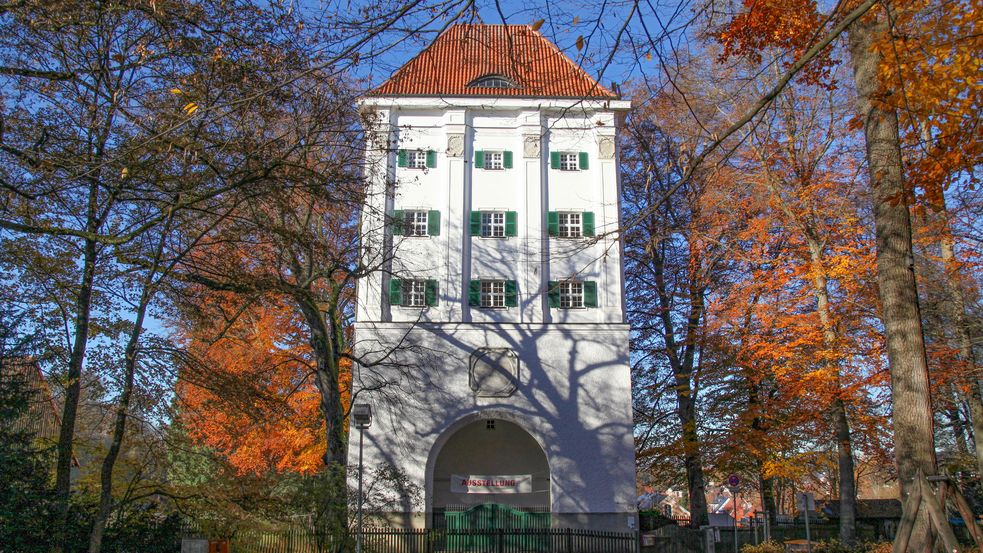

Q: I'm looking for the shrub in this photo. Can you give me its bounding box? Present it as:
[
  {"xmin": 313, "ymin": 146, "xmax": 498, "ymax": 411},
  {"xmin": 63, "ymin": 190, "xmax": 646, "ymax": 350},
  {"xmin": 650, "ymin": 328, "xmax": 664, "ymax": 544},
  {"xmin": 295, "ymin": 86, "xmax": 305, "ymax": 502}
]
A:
[
  {"xmin": 639, "ymin": 509, "xmax": 677, "ymax": 531},
  {"xmin": 741, "ymin": 540, "xmax": 785, "ymax": 553},
  {"xmin": 857, "ymin": 542, "xmax": 893, "ymax": 553}
]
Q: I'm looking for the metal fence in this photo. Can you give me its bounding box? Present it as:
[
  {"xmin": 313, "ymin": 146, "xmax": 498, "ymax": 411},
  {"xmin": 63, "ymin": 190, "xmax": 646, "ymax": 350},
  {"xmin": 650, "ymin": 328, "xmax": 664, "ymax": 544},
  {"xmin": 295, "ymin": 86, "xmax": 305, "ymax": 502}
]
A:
[
  {"xmin": 190, "ymin": 527, "xmax": 640, "ymax": 553},
  {"xmin": 363, "ymin": 528, "xmax": 638, "ymax": 553}
]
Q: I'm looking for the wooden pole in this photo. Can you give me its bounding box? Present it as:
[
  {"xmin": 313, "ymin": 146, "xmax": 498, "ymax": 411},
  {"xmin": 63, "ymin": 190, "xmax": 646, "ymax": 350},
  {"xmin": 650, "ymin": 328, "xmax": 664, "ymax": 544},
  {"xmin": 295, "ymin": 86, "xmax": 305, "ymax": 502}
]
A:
[
  {"xmin": 951, "ymin": 487, "xmax": 983, "ymax": 548},
  {"xmin": 919, "ymin": 473, "xmax": 961, "ymax": 553},
  {"xmin": 894, "ymin": 475, "xmax": 923, "ymax": 553}
]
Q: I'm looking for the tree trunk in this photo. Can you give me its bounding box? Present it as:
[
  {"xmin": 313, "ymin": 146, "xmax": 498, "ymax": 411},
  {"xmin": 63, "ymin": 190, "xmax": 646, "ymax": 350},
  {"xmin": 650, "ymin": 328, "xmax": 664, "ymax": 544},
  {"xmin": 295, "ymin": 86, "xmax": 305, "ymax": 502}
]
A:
[
  {"xmin": 944, "ymin": 384, "xmax": 971, "ymax": 456},
  {"xmin": 298, "ymin": 298, "xmax": 347, "ymax": 468},
  {"xmin": 88, "ymin": 290, "xmax": 150, "ymax": 553},
  {"xmin": 296, "ymin": 295, "xmax": 349, "ymax": 537},
  {"xmin": 54, "ymin": 232, "xmax": 98, "ymax": 553},
  {"xmin": 760, "ymin": 473, "xmax": 777, "ymax": 526},
  {"xmin": 938, "ymin": 205, "xmax": 983, "ymax": 474},
  {"xmin": 968, "ymin": 385, "xmax": 983, "ymax": 476},
  {"xmin": 88, "ymin": 220, "xmax": 172, "ymax": 553},
  {"xmin": 651, "ymin": 234, "xmax": 711, "ymax": 529},
  {"xmin": 847, "ymin": 6, "xmax": 938, "ymax": 551},
  {"xmin": 806, "ymin": 238, "xmax": 857, "ymax": 545},
  {"xmin": 680, "ymin": 392, "xmax": 710, "ymax": 528}
]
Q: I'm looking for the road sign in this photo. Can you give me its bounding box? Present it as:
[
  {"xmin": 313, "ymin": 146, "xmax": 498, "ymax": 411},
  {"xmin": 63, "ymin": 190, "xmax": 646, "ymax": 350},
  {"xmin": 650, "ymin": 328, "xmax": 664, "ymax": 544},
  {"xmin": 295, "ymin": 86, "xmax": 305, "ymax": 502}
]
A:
[
  {"xmin": 727, "ymin": 474, "xmax": 740, "ymax": 488},
  {"xmin": 796, "ymin": 492, "xmax": 815, "ymax": 511}
]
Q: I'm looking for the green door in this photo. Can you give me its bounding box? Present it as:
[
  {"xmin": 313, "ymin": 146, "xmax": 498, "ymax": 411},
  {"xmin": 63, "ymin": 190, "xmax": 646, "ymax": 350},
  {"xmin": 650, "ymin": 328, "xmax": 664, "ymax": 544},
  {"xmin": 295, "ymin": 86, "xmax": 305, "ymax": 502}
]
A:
[{"xmin": 444, "ymin": 504, "xmax": 549, "ymax": 551}]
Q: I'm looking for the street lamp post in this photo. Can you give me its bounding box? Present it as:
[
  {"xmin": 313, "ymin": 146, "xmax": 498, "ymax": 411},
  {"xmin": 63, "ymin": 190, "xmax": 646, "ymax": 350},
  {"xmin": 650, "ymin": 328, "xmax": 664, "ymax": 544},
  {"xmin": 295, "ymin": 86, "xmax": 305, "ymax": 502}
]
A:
[
  {"xmin": 727, "ymin": 475, "xmax": 741, "ymax": 553},
  {"xmin": 352, "ymin": 404, "xmax": 372, "ymax": 553}
]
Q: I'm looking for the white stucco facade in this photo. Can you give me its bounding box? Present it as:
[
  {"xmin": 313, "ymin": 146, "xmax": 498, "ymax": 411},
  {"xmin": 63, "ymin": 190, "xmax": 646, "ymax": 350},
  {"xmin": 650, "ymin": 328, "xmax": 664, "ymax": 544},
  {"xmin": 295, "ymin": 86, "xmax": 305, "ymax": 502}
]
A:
[{"xmin": 349, "ymin": 95, "xmax": 637, "ymax": 531}]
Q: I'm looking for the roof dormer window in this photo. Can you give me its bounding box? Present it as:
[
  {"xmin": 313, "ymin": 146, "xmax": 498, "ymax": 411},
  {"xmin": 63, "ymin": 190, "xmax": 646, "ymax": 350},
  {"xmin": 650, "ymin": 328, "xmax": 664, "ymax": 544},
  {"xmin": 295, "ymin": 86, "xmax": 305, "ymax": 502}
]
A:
[{"xmin": 467, "ymin": 74, "xmax": 518, "ymax": 89}]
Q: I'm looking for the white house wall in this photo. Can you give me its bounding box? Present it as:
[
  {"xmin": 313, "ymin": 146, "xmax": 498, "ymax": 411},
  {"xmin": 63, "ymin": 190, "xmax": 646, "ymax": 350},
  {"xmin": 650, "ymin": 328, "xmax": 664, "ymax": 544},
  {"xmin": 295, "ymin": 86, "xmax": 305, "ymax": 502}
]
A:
[
  {"xmin": 350, "ymin": 323, "xmax": 637, "ymax": 529},
  {"xmin": 351, "ymin": 98, "xmax": 636, "ymax": 531},
  {"xmin": 356, "ymin": 106, "xmax": 627, "ymax": 325}
]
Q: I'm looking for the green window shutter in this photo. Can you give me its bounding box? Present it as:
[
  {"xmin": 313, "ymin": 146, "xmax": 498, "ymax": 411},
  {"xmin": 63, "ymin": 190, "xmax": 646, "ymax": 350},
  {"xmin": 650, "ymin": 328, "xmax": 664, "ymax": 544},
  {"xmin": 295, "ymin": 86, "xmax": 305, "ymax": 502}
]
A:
[
  {"xmin": 505, "ymin": 211, "xmax": 518, "ymax": 237},
  {"xmin": 474, "ymin": 150, "xmax": 484, "ymax": 169},
  {"xmin": 391, "ymin": 210, "xmax": 404, "ymax": 235},
  {"xmin": 583, "ymin": 281, "xmax": 598, "ymax": 307},
  {"xmin": 428, "ymin": 210, "xmax": 441, "ymax": 236},
  {"xmin": 469, "ymin": 280, "xmax": 482, "ymax": 307},
  {"xmin": 582, "ymin": 211, "xmax": 595, "ymax": 237},
  {"xmin": 505, "ymin": 280, "xmax": 518, "ymax": 307},
  {"xmin": 579, "ymin": 152, "xmax": 589, "ymax": 170},
  {"xmin": 397, "ymin": 149, "xmax": 407, "ymax": 167},
  {"xmin": 547, "ymin": 211, "xmax": 559, "ymax": 236},
  {"xmin": 470, "ymin": 211, "xmax": 482, "ymax": 236},
  {"xmin": 425, "ymin": 280, "xmax": 438, "ymax": 307},
  {"xmin": 550, "ymin": 151, "xmax": 560, "ymax": 169},
  {"xmin": 503, "ymin": 151, "xmax": 513, "ymax": 169},
  {"xmin": 547, "ymin": 281, "xmax": 560, "ymax": 308},
  {"xmin": 426, "ymin": 150, "xmax": 436, "ymax": 168},
  {"xmin": 389, "ymin": 279, "xmax": 402, "ymax": 306}
]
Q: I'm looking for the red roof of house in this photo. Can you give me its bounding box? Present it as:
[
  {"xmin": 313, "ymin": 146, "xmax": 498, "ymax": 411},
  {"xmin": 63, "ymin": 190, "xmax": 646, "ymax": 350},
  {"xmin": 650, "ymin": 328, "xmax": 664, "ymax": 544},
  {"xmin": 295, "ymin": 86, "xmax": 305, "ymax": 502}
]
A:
[{"xmin": 370, "ymin": 24, "xmax": 616, "ymax": 99}]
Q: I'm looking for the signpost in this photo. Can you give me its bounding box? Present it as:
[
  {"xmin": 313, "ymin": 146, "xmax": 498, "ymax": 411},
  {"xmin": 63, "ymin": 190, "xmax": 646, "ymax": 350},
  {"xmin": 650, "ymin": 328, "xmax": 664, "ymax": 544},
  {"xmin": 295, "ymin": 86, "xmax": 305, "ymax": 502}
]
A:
[
  {"xmin": 727, "ymin": 475, "xmax": 740, "ymax": 553},
  {"xmin": 796, "ymin": 492, "xmax": 815, "ymax": 553}
]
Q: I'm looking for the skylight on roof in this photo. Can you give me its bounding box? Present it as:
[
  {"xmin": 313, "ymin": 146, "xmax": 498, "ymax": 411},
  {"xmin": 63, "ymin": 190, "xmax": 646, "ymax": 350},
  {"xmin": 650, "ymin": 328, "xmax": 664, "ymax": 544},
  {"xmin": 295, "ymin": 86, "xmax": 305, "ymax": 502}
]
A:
[{"xmin": 467, "ymin": 74, "xmax": 519, "ymax": 89}]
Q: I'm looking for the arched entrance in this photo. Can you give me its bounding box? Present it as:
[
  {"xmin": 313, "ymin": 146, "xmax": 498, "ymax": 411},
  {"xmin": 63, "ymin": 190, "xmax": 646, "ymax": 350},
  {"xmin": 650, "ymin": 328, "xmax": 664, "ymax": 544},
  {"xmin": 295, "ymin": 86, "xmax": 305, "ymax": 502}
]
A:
[{"xmin": 429, "ymin": 417, "xmax": 551, "ymax": 528}]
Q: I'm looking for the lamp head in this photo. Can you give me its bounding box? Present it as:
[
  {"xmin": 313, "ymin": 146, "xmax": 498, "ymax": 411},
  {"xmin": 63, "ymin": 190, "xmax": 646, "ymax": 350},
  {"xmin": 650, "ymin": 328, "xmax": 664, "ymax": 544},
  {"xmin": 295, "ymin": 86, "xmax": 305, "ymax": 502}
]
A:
[{"xmin": 352, "ymin": 403, "xmax": 372, "ymax": 429}]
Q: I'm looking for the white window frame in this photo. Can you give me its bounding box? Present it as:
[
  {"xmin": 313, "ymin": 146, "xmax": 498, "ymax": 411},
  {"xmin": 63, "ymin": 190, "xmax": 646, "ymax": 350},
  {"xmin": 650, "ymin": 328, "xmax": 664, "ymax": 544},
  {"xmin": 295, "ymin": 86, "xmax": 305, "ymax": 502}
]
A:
[
  {"xmin": 480, "ymin": 280, "xmax": 506, "ymax": 308},
  {"xmin": 558, "ymin": 212, "xmax": 582, "ymax": 238},
  {"xmin": 484, "ymin": 151, "xmax": 504, "ymax": 170},
  {"xmin": 408, "ymin": 150, "xmax": 428, "ymax": 169},
  {"xmin": 559, "ymin": 281, "xmax": 584, "ymax": 309},
  {"xmin": 558, "ymin": 152, "xmax": 579, "ymax": 171},
  {"xmin": 402, "ymin": 280, "xmax": 427, "ymax": 308},
  {"xmin": 404, "ymin": 210, "xmax": 429, "ymax": 237},
  {"xmin": 480, "ymin": 211, "xmax": 506, "ymax": 238}
]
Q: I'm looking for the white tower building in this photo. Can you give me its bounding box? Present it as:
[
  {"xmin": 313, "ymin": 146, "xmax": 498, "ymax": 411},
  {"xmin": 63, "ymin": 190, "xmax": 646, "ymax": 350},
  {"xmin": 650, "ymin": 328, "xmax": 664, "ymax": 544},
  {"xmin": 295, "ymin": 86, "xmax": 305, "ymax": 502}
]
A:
[{"xmin": 351, "ymin": 24, "xmax": 636, "ymax": 531}]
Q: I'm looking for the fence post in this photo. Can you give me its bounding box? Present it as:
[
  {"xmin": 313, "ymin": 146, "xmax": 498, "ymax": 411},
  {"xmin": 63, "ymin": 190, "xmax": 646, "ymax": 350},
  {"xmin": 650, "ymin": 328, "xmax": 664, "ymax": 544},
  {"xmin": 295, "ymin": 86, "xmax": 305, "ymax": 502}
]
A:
[
  {"xmin": 497, "ymin": 527, "xmax": 504, "ymax": 553},
  {"xmin": 566, "ymin": 527, "xmax": 573, "ymax": 553}
]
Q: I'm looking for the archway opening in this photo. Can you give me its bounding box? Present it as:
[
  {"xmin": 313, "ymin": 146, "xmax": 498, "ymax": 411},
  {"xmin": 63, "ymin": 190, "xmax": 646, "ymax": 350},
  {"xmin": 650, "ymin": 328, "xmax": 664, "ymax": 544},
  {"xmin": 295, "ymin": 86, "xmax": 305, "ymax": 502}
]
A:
[{"xmin": 430, "ymin": 418, "xmax": 550, "ymax": 528}]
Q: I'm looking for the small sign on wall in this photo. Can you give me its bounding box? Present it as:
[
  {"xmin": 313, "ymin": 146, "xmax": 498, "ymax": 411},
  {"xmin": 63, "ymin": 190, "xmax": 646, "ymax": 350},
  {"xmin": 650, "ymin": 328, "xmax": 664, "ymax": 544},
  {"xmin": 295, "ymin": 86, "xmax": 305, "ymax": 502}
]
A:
[{"xmin": 451, "ymin": 474, "xmax": 532, "ymax": 494}]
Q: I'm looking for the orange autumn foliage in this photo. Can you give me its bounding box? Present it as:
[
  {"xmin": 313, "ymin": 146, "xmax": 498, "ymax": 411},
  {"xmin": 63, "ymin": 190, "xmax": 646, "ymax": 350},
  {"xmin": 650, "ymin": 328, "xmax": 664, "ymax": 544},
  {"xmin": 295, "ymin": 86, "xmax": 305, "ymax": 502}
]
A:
[
  {"xmin": 717, "ymin": 0, "xmax": 982, "ymax": 207},
  {"xmin": 872, "ymin": 0, "xmax": 982, "ymax": 208},
  {"xmin": 717, "ymin": 0, "xmax": 837, "ymax": 84},
  {"xmin": 700, "ymin": 80, "xmax": 891, "ymax": 482},
  {"xmin": 706, "ymin": 191, "xmax": 890, "ymax": 481},
  {"xmin": 175, "ymin": 292, "xmax": 350, "ymax": 475}
]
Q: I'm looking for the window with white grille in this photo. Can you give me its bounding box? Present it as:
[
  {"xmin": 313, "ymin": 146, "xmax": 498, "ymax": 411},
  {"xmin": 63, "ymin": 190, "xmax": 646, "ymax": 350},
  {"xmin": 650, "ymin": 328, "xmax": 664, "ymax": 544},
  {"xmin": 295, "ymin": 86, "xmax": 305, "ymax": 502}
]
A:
[
  {"xmin": 558, "ymin": 152, "xmax": 579, "ymax": 171},
  {"xmin": 559, "ymin": 281, "xmax": 584, "ymax": 308},
  {"xmin": 468, "ymin": 75, "xmax": 518, "ymax": 89},
  {"xmin": 408, "ymin": 150, "xmax": 428, "ymax": 169},
  {"xmin": 558, "ymin": 212, "xmax": 582, "ymax": 238},
  {"xmin": 485, "ymin": 151, "xmax": 504, "ymax": 170},
  {"xmin": 402, "ymin": 280, "xmax": 426, "ymax": 307},
  {"xmin": 481, "ymin": 212, "xmax": 506, "ymax": 238},
  {"xmin": 480, "ymin": 281, "xmax": 506, "ymax": 308},
  {"xmin": 404, "ymin": 211, "xmax": 429, "ymax": 236}
]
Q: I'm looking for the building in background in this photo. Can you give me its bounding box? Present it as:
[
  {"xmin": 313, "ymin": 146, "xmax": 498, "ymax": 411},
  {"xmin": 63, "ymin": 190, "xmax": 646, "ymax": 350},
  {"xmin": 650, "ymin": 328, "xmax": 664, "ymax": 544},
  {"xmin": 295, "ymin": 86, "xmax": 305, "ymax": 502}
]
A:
[{"xmin": 351, "ymin": 24, "xmax": 635, "ymax": 531}]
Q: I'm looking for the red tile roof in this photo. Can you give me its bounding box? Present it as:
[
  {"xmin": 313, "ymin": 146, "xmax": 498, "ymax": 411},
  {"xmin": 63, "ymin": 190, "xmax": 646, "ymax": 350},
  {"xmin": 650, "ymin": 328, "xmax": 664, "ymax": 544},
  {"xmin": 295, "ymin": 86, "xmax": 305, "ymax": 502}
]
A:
[{"xmin": 370, "ymin": 24, "xmax": 616, "ymax": 99}]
